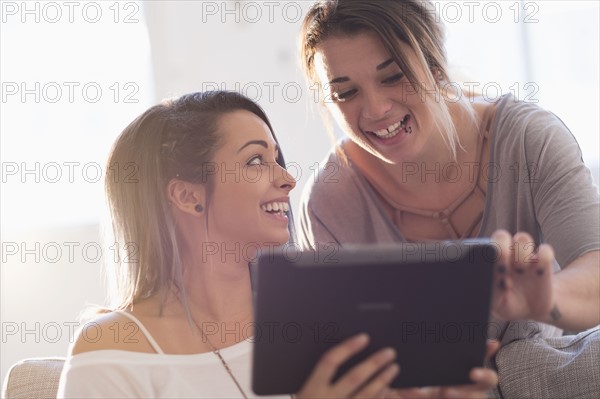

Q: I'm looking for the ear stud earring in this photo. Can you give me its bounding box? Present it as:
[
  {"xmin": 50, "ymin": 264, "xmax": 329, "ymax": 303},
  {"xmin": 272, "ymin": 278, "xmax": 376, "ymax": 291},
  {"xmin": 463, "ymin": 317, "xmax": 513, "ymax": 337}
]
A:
[{"xmin": 195, "ymin": 204, "xmax": 204, "ymax": 213}]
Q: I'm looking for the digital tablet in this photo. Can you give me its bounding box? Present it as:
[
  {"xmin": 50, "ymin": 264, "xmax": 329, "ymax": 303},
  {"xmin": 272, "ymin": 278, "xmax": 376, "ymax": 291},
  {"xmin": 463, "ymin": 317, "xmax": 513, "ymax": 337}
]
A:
[{"xmin": 251, "ymin": 239, "xmax": 497, "ymax": 395}]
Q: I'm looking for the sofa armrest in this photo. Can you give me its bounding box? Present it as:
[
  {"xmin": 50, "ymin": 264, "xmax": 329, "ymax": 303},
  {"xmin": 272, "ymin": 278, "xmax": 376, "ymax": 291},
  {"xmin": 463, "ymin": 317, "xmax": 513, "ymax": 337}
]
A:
[
  {"xmin": 2, "ymin": 358, "xmax": 66, "ymax": 399},
  {"xmin": 494, "ymin": 326, "xmax": 600, "ymax": 398}
]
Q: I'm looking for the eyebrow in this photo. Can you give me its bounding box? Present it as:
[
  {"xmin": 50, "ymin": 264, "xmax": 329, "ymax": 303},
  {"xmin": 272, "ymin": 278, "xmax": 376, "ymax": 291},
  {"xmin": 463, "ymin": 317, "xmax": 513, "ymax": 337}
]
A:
[
  {"xmin": 328, "ymin": 58, "xmax": 395, "ymax": 84},
  {"xmin": 237, "ymin": 140, "xmax": 280, "ymax": 156},
  {"xmin": 376, "ymin": 59, "xmax": 394, "ymax": 70}
]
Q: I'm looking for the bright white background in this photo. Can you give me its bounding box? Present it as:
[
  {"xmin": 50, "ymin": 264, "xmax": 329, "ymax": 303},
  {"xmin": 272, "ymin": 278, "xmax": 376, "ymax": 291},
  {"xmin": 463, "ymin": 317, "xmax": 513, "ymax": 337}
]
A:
[{"xmin": 1, "ymin": 0, "xmax": 599, "ymax": 386}]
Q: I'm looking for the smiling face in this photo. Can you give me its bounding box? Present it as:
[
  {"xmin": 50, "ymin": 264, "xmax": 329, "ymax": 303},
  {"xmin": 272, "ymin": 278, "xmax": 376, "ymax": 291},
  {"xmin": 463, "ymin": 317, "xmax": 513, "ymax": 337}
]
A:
[
  {"xmin": 206, "ymin": 110, "xmax": 295, "ymax": 247},
  {"xmin": 314, "ymin": 31, "xmax": 440, "ymax": 164}
]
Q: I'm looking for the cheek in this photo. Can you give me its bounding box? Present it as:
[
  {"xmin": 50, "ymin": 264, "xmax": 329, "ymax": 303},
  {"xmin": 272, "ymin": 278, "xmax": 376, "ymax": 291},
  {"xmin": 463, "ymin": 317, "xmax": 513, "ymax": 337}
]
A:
[
  {"xmin": 241, "ymin": 167, "xmax": 263, "ymax": 184},
  {"xmin": 416, "ymin": 103, "xmax": 435, "ymax": 129},
  {"xmin": 232, "ymin": 180, "xmax": 265, "ymax": 206},
  {"xmin": 212, "ymin": 183, "xmax": 246, "ymax": 211},
  {"xmin": 400, "ymin": 90, "xmax": 423, "ymax": 110}
]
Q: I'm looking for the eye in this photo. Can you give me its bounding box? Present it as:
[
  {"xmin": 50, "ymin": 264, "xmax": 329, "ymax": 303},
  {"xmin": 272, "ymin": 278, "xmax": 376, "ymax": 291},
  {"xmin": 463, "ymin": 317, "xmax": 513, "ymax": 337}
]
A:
[
  {"xmin": 247, "ymin": 155, "xmax": 264, "ymax": 166},
  {"xmin": 381, "ymin": 73, "xmax": 404, "ymax": 85},
  {"xmin": 331, "ymin": 88, "xmax": 357, "ymax": 103}
]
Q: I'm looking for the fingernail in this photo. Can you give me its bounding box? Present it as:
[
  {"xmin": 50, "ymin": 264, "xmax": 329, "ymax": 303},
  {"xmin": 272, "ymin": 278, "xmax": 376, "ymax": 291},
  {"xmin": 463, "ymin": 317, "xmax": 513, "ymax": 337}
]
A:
[
  {"xmin": 472, "ymin": 369, "xmax": 484, "ymax": 379},
  {"xmin": 386, "ymin": 363, "xmax": 400, "ymax": 378},
  {"xmin": 381, "ymin": 347, "xmax": 397, "ymax": 360},
  {"xmin": 353, "ymin": 333, "xmax": 369, "ymax": 345}
]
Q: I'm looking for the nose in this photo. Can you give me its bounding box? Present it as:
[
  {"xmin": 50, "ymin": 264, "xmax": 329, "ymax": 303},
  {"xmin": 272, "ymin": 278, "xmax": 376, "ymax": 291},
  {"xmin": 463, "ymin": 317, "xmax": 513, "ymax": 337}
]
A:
[
  {"xmin": 273, "ymin": 163, "xmax": 296, "ymax": 192},
  {"xmin": 361, "ymin": 89, "xmax": 392, "ymax": 121}
]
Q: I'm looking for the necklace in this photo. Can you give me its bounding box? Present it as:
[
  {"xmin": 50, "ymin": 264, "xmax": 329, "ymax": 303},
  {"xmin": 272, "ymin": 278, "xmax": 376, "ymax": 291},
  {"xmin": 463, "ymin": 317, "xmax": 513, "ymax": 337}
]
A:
[{"xmin": 190, "ymin": 317, "xmax": 248, "ymax": 399}]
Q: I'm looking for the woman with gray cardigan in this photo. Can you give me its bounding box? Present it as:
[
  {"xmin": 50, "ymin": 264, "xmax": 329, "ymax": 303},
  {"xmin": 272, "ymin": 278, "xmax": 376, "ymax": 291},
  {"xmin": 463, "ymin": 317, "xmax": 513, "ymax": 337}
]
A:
[{"xmin": 298, "ymin": 1, "xmax": 600, "ymax": 397}]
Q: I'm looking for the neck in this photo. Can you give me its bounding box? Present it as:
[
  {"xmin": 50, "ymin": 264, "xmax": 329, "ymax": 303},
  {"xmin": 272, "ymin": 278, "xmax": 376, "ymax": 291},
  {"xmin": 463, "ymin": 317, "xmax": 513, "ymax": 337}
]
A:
[
  {"xmin": 180, "ymin": 244, "xmax": 254, "ymax": 325},
  {"xmin": 165, "ymin": 248, "xmax": 254, "ymax": 349}
]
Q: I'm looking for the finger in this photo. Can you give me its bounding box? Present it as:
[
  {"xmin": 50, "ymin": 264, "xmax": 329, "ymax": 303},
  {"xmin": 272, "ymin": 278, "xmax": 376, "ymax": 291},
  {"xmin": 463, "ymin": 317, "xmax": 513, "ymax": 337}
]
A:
[
  {"xmin": 441, "ymin": 386, "xmax": 484, "ymax": 399},
  {"xmin": 436, "ymin": 368, "xmax": 498, "ymax": 399},
  {"xmin": 529, "ymin": 243, "xmax": 555, "ymax": 317},
  {"xmin": 335, "ymin": 347, "xmax": 397, "ymax": 396},
  {"xmin": 442, "ymin": 371, "xmax": 497, "ymax": 399},
  {"xmin": 470, "ymin": 367, "xmax": 498, "ymax": 389},
  {"xmin": 353, "ymin": 363, "xmax": 400, "ymax": 399},
  {"xmin": 304, "ymin": 333, "xmax": 370, "ymax": 390},
  {"xmin": 535, "ymin": 244, "xmax": 555, "ymax": 277},
  {"xmin": 383, "ymin": 388, "xmax": 406, "ymax": 399},
  {"xmin": 485, "ymin": 340, "xmax": 500, "ymax": 359},
  {"xmin": 391, "ymin": 387, "xmax": 429, "ymax": 399},
  {"xmin": 490, "ymin": 230, "xmax": 512, "ymax": 302},
  {"xmin": 512, "ymin": 232, "xmax": 536, "ymax": 272},
  {"xmin": 491, "ymin": 230, "xmax": 512, "ymax": 276}
]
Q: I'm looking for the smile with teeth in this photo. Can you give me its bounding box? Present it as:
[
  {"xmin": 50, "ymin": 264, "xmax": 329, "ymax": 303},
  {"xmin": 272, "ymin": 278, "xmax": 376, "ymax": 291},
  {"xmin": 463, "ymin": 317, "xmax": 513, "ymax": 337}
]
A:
[
  {"xmin": 369, "ymin": 115, "xmax": 412, "ymax": 139},
  {"xmin": 261, "ymin": 201, "xmax": 289, "ymax": 215}
]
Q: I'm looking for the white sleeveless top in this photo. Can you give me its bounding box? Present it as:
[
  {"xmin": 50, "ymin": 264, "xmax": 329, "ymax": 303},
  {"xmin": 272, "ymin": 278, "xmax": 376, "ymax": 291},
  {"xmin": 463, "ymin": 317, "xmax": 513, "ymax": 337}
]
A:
[{"xmin": 57, "ymin": 311, "xmax": 289, "ymax": 398}]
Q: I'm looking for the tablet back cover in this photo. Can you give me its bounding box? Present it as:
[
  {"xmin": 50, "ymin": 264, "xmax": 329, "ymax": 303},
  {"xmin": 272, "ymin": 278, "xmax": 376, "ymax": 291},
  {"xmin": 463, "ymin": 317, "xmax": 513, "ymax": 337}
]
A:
[{"xmin": 252, "ymin": 240, "xmax": 496, "ymax": 395}]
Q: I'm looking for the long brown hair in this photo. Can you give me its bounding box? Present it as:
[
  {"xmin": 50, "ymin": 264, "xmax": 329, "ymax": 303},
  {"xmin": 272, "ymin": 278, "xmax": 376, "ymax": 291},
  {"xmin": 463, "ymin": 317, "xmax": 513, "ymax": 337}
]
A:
[
  {"xmin": 104, "ymin": 91, "xmax": 293, "ymax": 312},
  {"xmin": 300, "ymin": 0, "xmax": 476, "ymax": 158}
]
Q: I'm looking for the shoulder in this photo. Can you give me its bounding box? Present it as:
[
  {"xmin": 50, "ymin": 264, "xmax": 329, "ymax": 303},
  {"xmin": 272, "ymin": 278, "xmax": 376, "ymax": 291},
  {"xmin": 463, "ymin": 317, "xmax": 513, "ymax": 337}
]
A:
[
  {"xmin": 300, "ymin": 141, "xmax": 363, "ymax": 210},
  {"xmin": 490, "ymin": 94, "xmax": 582, "ymax": 162},
  {"xmin": 493, "ymin": 94, "xmax": 573, "ymax": 144},
  {"xmin": 69, "ymin": 311, "xmax": 155, "ymax": 356}
]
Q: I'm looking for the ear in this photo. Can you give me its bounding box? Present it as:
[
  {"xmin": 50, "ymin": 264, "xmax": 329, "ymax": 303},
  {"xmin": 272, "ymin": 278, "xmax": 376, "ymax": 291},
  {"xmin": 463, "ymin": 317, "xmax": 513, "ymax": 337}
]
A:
[
  {"xmin": 166, "ymin": 178, "xmax": 206, "ymax": 216},
  {"xmin": 431, "ymin": 67, "xmax": 443, "ymax": 83}
]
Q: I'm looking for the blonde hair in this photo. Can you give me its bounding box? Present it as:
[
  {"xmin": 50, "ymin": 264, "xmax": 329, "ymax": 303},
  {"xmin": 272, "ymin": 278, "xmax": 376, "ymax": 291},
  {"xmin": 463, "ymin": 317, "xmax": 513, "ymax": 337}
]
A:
[
  {"xmin": 300, "ymin": 0, "xmax": 476, "ymax": 159},
  {"xmin": 104, "ymin": 91, "xmax": 293, "ymax": 313}
]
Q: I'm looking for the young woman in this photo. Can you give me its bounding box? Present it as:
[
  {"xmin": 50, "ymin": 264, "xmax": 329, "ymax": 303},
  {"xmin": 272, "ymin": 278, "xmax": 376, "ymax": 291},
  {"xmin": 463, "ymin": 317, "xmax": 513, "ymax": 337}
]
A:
[
  {"xmin": 56, "ymin": 91, "xmax": 497, "ymax": 398},
  {"xmin": 298, "ymin": 0, "xmax": 599, "ymax": 397}
]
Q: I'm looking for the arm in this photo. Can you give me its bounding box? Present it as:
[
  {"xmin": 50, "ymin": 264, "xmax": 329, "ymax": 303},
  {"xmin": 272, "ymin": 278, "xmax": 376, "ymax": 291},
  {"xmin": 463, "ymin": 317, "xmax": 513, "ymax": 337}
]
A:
[
  {"xmin": 548, "ymin": 250, "xmax": 600, "ymax": 330},
  {"xmin": 490, "ymin": 102, "xmax": 599, "ymax": 332},
  {"xmin": 58, "ymin": 313, "xmax": 154, "ymax": 398},
  {"xmin": 529, "ymin": 107, "xmax": 599, "ymax": 330}
]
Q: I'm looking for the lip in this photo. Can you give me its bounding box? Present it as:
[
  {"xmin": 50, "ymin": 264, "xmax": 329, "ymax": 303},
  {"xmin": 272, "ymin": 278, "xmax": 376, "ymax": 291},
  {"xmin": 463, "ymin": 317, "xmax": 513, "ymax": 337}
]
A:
[
  {"xmin": 366, "ymin": 117, "xmax": 405, "ymax": 133},
  {"xmin": 263, "ymin": 210, "xmax": 290, "ymax": 224},
  {"xmin": 363, "ymin": 114, "xmax": 413, "ymax": 147},
  {"xmin": 260, "ymin": 196, "xmax": 290, "ymax": 225},
  {"xmin": 260, "ymin": 197, "xmax": 290, "ymax": 207}
]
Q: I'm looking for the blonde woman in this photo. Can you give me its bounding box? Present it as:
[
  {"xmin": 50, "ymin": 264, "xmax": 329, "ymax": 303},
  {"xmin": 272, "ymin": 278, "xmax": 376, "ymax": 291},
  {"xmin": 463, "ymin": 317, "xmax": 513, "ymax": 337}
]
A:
[
  {"xmin": 57, "ymin": 90, "xmax": 498, "ymax": 398},
  {"xmin": 298, "ymin": 0, "xmax": 599, "ymax": 397}
]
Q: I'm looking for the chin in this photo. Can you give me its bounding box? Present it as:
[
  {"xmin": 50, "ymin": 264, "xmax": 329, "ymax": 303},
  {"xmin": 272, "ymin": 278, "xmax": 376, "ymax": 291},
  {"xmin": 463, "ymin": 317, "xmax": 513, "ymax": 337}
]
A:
[
  {"xmin": 272, "ymin": 232, "xmax": 291, "ymax": 246},
  {"xmin": 248, "ymin": 231, "xmax": 290, "ymax": 248},
  {"xmin": 269, "ymin": 231, "xmax": 291, "ymax": 247}
]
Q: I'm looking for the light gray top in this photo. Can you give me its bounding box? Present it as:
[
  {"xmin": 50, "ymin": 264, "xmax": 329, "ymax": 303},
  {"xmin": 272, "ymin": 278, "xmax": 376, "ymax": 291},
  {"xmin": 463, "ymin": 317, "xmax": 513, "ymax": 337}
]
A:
[{"xmin": 299, "ymin": 94, "xmax": 599, "ymax": 343}]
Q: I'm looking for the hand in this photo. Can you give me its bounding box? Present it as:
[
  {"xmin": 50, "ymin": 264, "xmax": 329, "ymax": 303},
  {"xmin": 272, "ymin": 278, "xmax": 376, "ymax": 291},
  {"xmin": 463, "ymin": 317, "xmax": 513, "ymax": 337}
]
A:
[
  {"xmin": 490, "ymin": 230, "xmax": 555, "ymax": 321},
  {"xmin": 296, "ymin": 334, "xmax": 400, "ymax": 398},
  {"xmin": 386, "ymin": 341, "xmax": 500, "ymax": 399}
]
